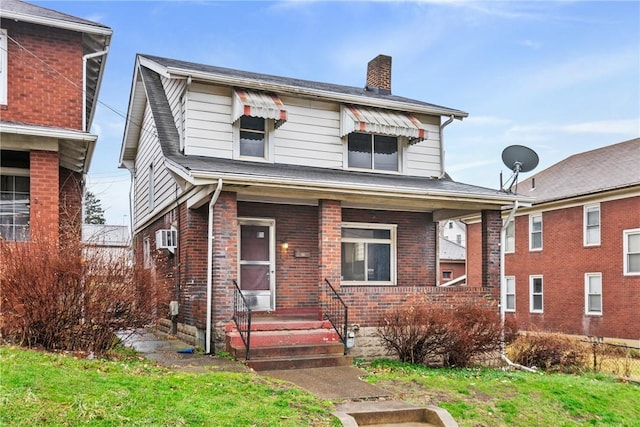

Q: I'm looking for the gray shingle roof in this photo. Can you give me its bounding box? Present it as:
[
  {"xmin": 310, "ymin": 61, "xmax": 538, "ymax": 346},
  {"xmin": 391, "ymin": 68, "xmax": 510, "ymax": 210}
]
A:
[
  {"xmin": 1, "ymin": 0, "xmax": 111, "ymax": 31},
  {"xmin": 518, "ymin": 138, "xmax": 640, "ymax": 203},
  {"xmin": 140, "ymin": 54, "xmax": 467, "ymax": 117},
  {"xmin": 439, "ymin": 237, "xmax": 466, "ymax": 260}
]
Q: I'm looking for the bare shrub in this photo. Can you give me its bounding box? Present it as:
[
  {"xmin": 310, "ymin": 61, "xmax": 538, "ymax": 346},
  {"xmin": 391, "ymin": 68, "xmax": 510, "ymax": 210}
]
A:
[
  {"xmin": 0, "ymin": 236, "xmax": 167, "ymax": 354},
  {"xmin": 507, "ymin": 332, "xmax": 589, "ymax": 373},
  {"xmin": 377, "ymin": 304, "xmax": 513, "ymax": 367}
]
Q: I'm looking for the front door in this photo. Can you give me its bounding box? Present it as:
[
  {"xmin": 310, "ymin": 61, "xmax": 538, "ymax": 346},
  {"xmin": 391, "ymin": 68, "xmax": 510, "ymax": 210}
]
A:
[{"xmin": 239, "ymin": 218, "xmax": 275, "ymax": 311}]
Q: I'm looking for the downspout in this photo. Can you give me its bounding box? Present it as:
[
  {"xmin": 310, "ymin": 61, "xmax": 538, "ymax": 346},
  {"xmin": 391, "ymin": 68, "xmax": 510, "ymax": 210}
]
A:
[
  {"xmin": 82, "ymin": 48, "xmax": 109, "ymax": 132},
  {"xmin": 205, "ymin": 179, "xmax": 223, "ymax": 354},
  {"xmin": 500, "ymin": 201, "xmax": 536, "ymax": 372},
  {"xmin": 439, "ymin": 115, "xmax": 455, "ymax": 178}
]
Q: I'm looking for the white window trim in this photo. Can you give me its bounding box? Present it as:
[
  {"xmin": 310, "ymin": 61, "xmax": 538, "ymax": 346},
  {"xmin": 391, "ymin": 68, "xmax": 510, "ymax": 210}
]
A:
[
  {"xmin": 143, "ymin": 237, "xmax": 152, "ymax": 269},
  {"xmin": 529, "ymin": 275, "xmax": 543, "ymax": 313},
  {"xmin": 584, "ymin": 272, "xmax": 603, "ymax": 316},
  {"xmin": 505, "ymin": 275, "xmax": 516, "ymax": 312},
  {"xmin": 341, "ymin": 221, "xmax": 397, "ymax": 286},
  {"xmin": 505, "ymin": 219, "xmax": 515, "ymax": 254},
  {"xmin": 0, "ymin": 29, "xmax": 7, "ymax": 105},
  {"xmin": 233, "ymin": 117, "xmax": 274, "ymax": 162},
  {"xmin": 623, "ymin": 228, "xmax": 640, "ymax": 276},
  {"xmin": 583, "ymin": 203, "xmax": 601, "ymax": 247},
  {"xmin": 529, "ymin": 214, "xmax": 543, "ymax": 251},
  {"xmin": 343, "ymin": 133, "xmax": 404, "ymax": 174}
]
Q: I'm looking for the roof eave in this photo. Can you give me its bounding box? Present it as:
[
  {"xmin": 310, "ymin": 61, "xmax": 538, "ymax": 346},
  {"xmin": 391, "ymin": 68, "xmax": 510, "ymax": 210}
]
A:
[{"xmin": 2, "ymin": 10, "xmax": 113, "ymax": 36}]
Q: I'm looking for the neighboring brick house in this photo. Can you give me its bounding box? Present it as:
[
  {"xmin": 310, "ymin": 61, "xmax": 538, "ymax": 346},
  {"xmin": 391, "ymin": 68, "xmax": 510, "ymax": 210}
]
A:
[
  {"xmin": 0, "ymin": 0, "xmax": 111, "ymax": 242},
  {"xmin": 467, "ymin": 138, "xmax": 640, "ymax": 343},
  {"xmin": 120, "ymin": 53, "xmax": 526, "ymax": 358},
  {"xmin": 439, "ymin": 237, "xmax": 466, "ymax": 286}
]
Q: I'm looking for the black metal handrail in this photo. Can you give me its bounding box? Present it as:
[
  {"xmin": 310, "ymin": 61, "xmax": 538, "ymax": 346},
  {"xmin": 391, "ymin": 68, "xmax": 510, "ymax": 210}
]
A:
[
  {"xmin": 321, "ymin": 278, "xmax": 349, "ymax": 355},
  {"xmin": 232, "ymin": 279, "xmax": 252, "ymax": 360}
]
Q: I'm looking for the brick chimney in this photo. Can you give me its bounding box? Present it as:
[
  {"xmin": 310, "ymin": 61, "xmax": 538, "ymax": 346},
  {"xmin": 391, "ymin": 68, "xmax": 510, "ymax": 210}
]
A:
[{"xmin": 366, "ymin": 54, "xmax": 392, "ymax": 95}]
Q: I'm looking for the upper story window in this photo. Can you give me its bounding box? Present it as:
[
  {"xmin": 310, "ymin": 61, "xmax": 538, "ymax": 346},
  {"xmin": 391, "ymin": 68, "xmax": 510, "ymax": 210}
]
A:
[
  {"xmin": 529, "ymin": 214, "xmax": 542, "ymax": 251},
  {"xmin": 530, "ymin": 275, "xmax": 543, "ymax": 313},
  {"xmin": 347, "ymin": 133, "xmax": 398, "ymax": 171},
  {"xmin": 0, "ymin": 150, "xmax": 30, "ymax": 241},
  {"xmin": 341, "ymin": 222, "xmax": 397, "ymax": 285},
  {"xmin": 232, "ymin": 89, "xmax": 287, "ymax": 162},
  {"xmin": 505, "ymin": 276, "xmax": 516, "ymax": 312},
  {"xmin": 584, "ymin": 272, "xmax": 602, "ymax": 315},
  {"xmin": 505, "ymin": 219, "xmax": 515, "ymax": 253},
  {"xmin": 623, "ymin": 228, "xmax": 640, "ymax": 275},
  {"xmin": 239, "ymin": 116, "xmax": 266, "ymax": 158},
  {"xmin": 0, "ymin": 29, "xmax": 7, "ymax": 105},
  {"xmin": 584, "ymin": 204, "xmax": 600, "ymax": 246}
]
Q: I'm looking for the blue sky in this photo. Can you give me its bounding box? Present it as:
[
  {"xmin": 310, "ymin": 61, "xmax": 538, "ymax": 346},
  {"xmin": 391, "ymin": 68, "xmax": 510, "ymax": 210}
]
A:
[{"xmin": 33, "ymin": 1, "xmax": 639, "ymax": 225}]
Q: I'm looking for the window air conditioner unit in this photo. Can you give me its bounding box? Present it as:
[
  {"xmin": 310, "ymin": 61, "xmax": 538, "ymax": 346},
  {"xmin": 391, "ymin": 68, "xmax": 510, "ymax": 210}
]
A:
[{"xmin": 156, "ymin": 228, "xmax": 177, "ymax": 254}]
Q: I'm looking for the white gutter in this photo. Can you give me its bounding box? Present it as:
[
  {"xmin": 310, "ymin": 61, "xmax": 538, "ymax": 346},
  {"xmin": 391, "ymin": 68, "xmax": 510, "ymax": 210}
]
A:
[
  {"xmin": 1, "ymin": 11, "xmax": 113, "ymax": 36},
  {"xmin": 439, "ymin": 115, "xmax": 455, "ymax": 178},
  {"xmin": 83, "ymin": 48, "xmax": 109, "ymax": 132},
  {"xmin": 205, "ymin": 179, "xmax": 223, "ymax": 354},
  {"xmin": 499, "ymin": 200, "xmax": 536, "ymax": 373}
]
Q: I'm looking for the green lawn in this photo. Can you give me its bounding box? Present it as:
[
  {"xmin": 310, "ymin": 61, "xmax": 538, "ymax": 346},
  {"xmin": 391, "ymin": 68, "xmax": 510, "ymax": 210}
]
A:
[
  {"xmin": 0, "ymin": 346, "xmax": 337, "ymax": 426},
  {"xmin": 360, "ymin": 359, "xmax": 640, "ymax": 427}
]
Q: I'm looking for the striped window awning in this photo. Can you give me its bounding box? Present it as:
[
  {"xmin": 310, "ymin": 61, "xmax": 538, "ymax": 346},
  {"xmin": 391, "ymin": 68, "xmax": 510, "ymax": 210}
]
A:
[
  {"xmin": 232, "ymin": 89, "xmax": 288, "ymax": 129},
  {"xmin": 340, "ymin": 105, "xmax": 427, "ymax": 144}
]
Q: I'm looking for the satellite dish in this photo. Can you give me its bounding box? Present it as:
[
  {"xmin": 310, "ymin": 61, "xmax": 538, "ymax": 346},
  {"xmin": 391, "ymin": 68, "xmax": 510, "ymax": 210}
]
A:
[{"xmin": 501, "ymin": 145, "xmax": 539, "ymax": 192}]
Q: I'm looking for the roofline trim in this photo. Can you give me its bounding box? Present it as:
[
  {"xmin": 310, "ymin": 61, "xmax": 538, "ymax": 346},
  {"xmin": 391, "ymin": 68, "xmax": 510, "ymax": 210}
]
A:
[
  {"xmin": 0, "ymin": 122, "xmax": 98, "ymax": 142},
  {"xmin": 2, "ymin": 10, "xmax": 113, "ymax": 36}
]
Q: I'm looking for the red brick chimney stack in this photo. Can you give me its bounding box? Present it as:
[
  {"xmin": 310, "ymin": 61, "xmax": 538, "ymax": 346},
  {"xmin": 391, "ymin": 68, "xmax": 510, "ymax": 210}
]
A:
[{"xmin": 366, "ymin": 54, "xmax": 392, "ymax": 95}]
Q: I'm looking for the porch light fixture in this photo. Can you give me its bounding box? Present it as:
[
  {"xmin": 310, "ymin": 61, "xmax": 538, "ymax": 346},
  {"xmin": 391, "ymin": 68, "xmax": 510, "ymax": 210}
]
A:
[{"xmin": 281, "ymin": 240, "xmax": 289, "ymax": 250}]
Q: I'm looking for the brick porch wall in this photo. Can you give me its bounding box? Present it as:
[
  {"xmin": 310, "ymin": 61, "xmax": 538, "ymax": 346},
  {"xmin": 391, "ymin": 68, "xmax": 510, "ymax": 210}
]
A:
[{"xmin": 29, "ymin": 151, "xmax": 59, "ymax": 240}]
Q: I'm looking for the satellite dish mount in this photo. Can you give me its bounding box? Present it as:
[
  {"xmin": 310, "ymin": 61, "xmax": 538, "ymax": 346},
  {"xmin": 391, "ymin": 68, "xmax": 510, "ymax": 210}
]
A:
[{"xmin": 501, "ymin": 145, "xmax": 539, "ymax": 193}]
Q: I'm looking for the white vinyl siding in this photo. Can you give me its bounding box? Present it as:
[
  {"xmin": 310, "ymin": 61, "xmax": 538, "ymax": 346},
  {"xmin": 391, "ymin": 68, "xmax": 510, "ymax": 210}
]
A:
[
  {"xmin": 584, "ymin": 204, "xmax": 600, "ymax": 246},
  {"xmin": 529, "ymin": 214, "xmax": 542, "ymax": 251},
  {"xmin": 529, "ymin": 275, "xmax": 543, "ymax": 313},
  {"xmin": 183, "ymin": 83, "xmax": 233, "ymax": 158},
  {"xmin": 178, "ymin": 82, "xmax": 443, "ymax": 175},
  {"xmin": 624, "ymin": 228, "xmax": 640, "ymax": 275},
  {"xmin": 505, "ymin": 276, "xmax": 516, "ymax": 312},
  {"xmin": 584, "ymin": 273, "xmax": 602, "ymax": 315},
  {"xmin": 133, "ymin": 104, "xmax": 183, "ymax": 229},
  {"xmin": 0, "ymin": 29, "xmax": 6, "ymax": 105}
]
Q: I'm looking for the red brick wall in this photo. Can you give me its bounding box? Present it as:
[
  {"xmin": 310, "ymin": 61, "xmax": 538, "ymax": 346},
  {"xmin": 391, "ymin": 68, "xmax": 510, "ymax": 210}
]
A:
[
  {"xmin": 319, "ymin": 200, "xmax": 342, "ymax": 286},
  {"xmin": 29, "ymin": 151, "xmax": 59, "ymax": 240},
  {"xmin": 1, "ymin": 20, "xmax": 83, "ymax": 129},
  {"xmin": 466, "ymin": 222, "xmax": 482, "ymax": 286},
  {"xmin": 211, "ymin": 192, "xmax": 238, "ymax": 323},
  {"xmin": 505, "ymin": 197, "xmax": 640, "ymax": 340},
  {"xmin": 343, "ymin": 286, "xmax": 499, "ymax": 326},
  {"xmin": 481, "ymin": 210, "xmax": 502, "ymax": 288},
  {"xmin": 440, "ymin": 261, "xmax": 466, "ymax": 283}
]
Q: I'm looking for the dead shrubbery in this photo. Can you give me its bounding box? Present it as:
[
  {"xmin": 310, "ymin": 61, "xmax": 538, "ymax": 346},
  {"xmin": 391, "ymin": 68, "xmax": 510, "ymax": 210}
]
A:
[
  {"xmin": 0, "ymin": 237, "xmax": 166, "ymax": 354},
  {"xmin": 377, "ymin": 304, "xmax": 516, "ymax": 367},
  {"xmin": 507, "ymin": 332, "xmax": 589, "ymax": 373}
]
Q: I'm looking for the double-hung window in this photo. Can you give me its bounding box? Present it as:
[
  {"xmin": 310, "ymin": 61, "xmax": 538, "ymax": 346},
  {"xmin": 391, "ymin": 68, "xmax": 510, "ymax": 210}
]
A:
[
  {"xmin": 239, "ymin": 116, "xmax": 267, "ymax": 159},
  {"xmin": 341, "ymin": 223, "xmax": 396, "ymax": 284},
  {"xmin": 529, "ymin": 214, "xmax": 542, "ymax": 251},
  {"xmin": 505, "ymin": 276, "xmax": 516, "ymax": 312},
  {"xmin": 584, "ymin": 204, "xmax": 600, "ymax": 246},
  {"xmin": 584, "ymin": 273, "xmax": 602, "ymax": 315},
  {"xmin": 529, "ymin": 275, "xmax": 543, "ymax": 313},
  {"xmin": 0, "ymin": 29, "xmax": 7, "ymax": 105},
  {"xmin": 0, "ymin": 150, "xmax": 30, "ymax": 241},
  {"xmin": 347, "ymin": 133, "xmax": 399, "ymax": 171},
  {"xmin": 623, "ymin": 228, "xmax": 640, "ymax": 275},
  {"xmin": 505, "ymin": 219, "xmax": 515, "ymax": 253}
]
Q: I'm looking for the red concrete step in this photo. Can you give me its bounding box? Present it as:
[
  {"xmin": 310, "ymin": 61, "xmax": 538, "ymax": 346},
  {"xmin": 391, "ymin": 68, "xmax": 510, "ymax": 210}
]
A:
[
  {"xmin": 226, "ymin": 328, "xmax": 341, "ymax": 348},
  {"xmin": 231, "ymin": 342, "xmax": 344, "ymax": 360},
  {"xmin": 246, "ymin": 354, "xmax": 353, "ymax": 371}
]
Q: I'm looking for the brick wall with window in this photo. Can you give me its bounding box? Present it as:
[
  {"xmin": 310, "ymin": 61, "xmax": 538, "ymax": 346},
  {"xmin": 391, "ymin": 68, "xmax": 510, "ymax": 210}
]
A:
[
  {"xmin": 1, "ymin": 20, "xmax": 83, "ymax": 128},
  {"xmin": 500, "ymin": 196, "xmax": 640, "ymax": 340}
]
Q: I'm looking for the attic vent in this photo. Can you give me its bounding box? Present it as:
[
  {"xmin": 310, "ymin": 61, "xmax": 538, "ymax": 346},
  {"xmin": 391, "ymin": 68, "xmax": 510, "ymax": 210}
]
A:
[{"xmin": 156, "ymin": 228, "xmax": 177, "ymax": 253}]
